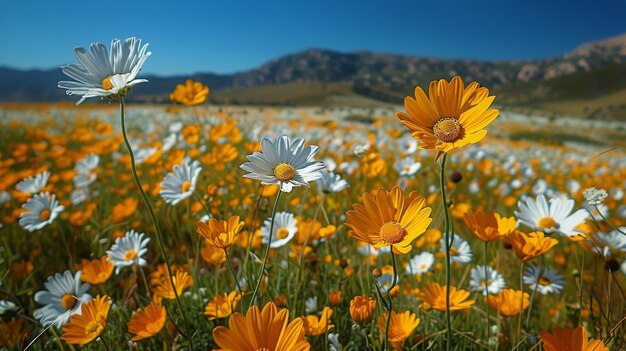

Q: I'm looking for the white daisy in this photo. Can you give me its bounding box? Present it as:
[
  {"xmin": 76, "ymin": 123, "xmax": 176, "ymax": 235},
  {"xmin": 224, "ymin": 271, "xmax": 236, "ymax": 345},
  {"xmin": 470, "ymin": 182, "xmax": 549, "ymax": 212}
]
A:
[
  {"xmin": 58, "ymin": 37, "xmax": 151, "ymax": 105},
  {"xmin": 19, "ymin": 192, "xmax": 65, "ymax": 232},
  {"xmin": 160, "ymin": 158, "xmax": 202, "ymax": 205},
  {"xmin": 352, "ymin": 143, "xmax": 370, "ymax": 157},
  {"xmin": 70, "ymin": 187, "xmax": 90, "ymax": 206},
  {"xmin": 594, "ymin": 229, "xmax": 626, "ymax": 257},
  {"xmin": 316, "ymin": 171, "xmax": 349, "ymax": 193},
  {"xmin": 328, "ymin": 333, "xmax": 342, "ymax": 351},
  {"xmin": 106, "ymin": 229, "xmax": 150, "ymax": 274},
  {"xmin": 305, "ymin": 296, "xmax": 317, "ymax": 314},
  {"xmin": 15, "ymin": 171, "xmax": 50, "ymax": 194},
  {"xmin": 394, "ymin": 157, "xmax": 421, "ymax": 176},
  {"xmin": 33, "ymin": 270, "xmax": 91, "ymax": 327},
  {"xmin": 515, "ymin": 194, "xmax": 588, "ymax": 238},
  {"xmin": 240, "ymin": 136, "xmax": 325, "ymax": 193},
  {"xmin": 440, "ymin": 234, "xmax": 473, "ymax": 264},
  {"xmin": 75, "ymin": 154, "xmax": 100, "ymax": 175},
  {"xmin": 583, "ymin": 187, "xmax": 608, "ymax": 205},
  {"xmin": 0, "ymin": 300, "xmax": 19, "ymax": 317},
  {"xmin": 523, "ymin": 264, "xmax": 565, "ymax": 295},
  {"xmin": 470, "ymin": 265, "xmax": 506, "ymax": 296},
  {"xmin": 406, "ymin": 252, "xmax": 435, "ymax": 275},
  {"xmin": 260, "ymin": 211, "xmax": 297, "ymax": 248}
]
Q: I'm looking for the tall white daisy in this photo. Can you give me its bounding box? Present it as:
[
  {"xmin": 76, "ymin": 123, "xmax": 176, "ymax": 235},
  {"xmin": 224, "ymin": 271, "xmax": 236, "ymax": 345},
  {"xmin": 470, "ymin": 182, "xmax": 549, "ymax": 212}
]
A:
[
  {"xmin": 406, "ymin": 251, "xmax": 435, "ymax": 275},
  {"xmin": 106, "ymin": 229, "xmax": 150, "ymax": 274},
  {"xmin": 240, "ymin": 135, "xmax": 325, "ymax": 193},
  {"xmin": 260, "ymin": 211, "xmax": 297, "ymax": 248},
  {"xmin": 19, "ymin": 192, "xmax": 65, "ymax": 232},
  {"xmin": 515, "ymin": 194, "xmax": 588, "ymax": 238},
  {"xmin": 160, "ymin": 158, "xmax": 202, "ymax": 206},
  {"xmin": 15, "ymin": 171, "xmax": 50, "ymax": 194},
  {"xmin": 58, "ymin": 37, "xmax": 151, "ymax": 105},
  {"xmin": 523, "ymin": 264, "xmax": 565, "ymax": 295},
  {"xmin": 33, "ymin": 270, "xmax": 91, "ymax": 328},
  {"xmin": 440, "ymin": 234, "xmax": 472, "ymax": 263},
  {"xmin": 316, "ymin": 171, "xmax": 349, "ymax": 193},
  {"xmin": 469, "ymin": 265, "xmax": 506, "ymax": 296}
]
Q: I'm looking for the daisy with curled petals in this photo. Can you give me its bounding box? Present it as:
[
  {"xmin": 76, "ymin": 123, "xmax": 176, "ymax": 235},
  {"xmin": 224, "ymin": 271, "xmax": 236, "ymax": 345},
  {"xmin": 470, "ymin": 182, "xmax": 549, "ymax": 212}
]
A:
[
  {"xmin": 127, "ymin": 303, "xmax": 166, "ymax": 341},
  {"xmin": 58, "ymin": 37, "xmax": 151, "ymax": 105},
  {"xmin": 61, "ymin": 295, "xmax": 110, "ymax": 345},
  {"xmin": 106, "ymin": 230, "xmax": 150, "ymax": 274},
  {"xmin": 33, "ymin": 270, "xmax": 91, "ymax": 328},
  {"xmin": 506, "ymin": 230, "xmax": 558, "ymax": 261},
  {"xmin": 19, "ymin": 192, "xmax": 65, "ymax": 232},
  {"xmin": 197, "ymin": 216, "xmax": 245, "ymax": 249},
  {"xmin": 395, "ymin": 76, "xmax": 499, "ymax": 153},
  {"xmin": 240, "ymin": 135, "xmax": 325, "ymax": 193},
  {"xmin": 376, "ymin": 310, "xmax": 420, "ymax": 349},
  {"xmin": 15, "ymin": 171, "xmax": 50, "ymax": 194},
  {"xmin": 515, "ymin": 194, "xmax": 588, "ymax": 238},
  {"xmin": 204, "ymin": 291, "xmax": 241, "ymax": 321},
  {"xmin": 159, "ymin": 158, "xmax": 202, "ymax": 206},
  {"xmin": 540, "ymin": 326, "xmax": 608, "ymax": 351},
  {"xmin": 345, "ymin": 186, "xmax": 432, "ymax": 254},
  {"xmin": 464, "ymin": 209, "xmax": 516, "ymax": 242},
  {"xmin": 420, "ymin": 282, "xmax": 474, "ymax": 312},
  {"xmin": 213, "ymin": 301, "xmax": 310, "ymax": 351}
]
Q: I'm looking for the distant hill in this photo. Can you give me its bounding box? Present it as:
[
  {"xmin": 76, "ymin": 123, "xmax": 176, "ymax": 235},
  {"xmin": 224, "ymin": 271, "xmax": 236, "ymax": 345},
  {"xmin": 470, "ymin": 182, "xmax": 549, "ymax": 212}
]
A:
[{"xmin": 1, "ymin": 33, "xmax": 626, "ymax": 118}]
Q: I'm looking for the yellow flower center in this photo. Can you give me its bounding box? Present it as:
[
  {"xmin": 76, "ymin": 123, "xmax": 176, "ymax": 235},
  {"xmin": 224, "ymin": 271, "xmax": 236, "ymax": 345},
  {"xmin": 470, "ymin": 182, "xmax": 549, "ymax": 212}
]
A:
[
  {"xmin": 276, "ymin": 227, "xmax": 289, "ymax": 239},
  {"xmin": 61, "ymin": 294, "xmax": 77, "ymax": 310},
  {"xmin": 181, "ymin": 181, "xmax": 192, "ymax": 193},
  {"xmin": 273, "ymin": 163, "xmax": 296, "ymax": 182},
  {"xmin": 538, "ymin": 276, "xmax": 551, "ymax": 286},
  {"xmin": 538, "ymin": 216, "xmax": 558, "ymax": 229},
  {"xmin": 85, "ymin": 321, "xmax": 103, "ymax": 335},
  {"xmin": 450, "ymin": 247, "xmax": 458, "ymax": 256},
  {"xmin": 419, "ymin": 263, "xmax": 428, "ymax": 270},
  {"xmin": 39, "ymin": 209, "xmax": 51, "ymax": 221},
  {"xmin": 102, "ymin": 75, "xmax": 114, "ymax": 90},
  {"xmin": 379, "ymin": 221, "xmax": 407, "ymax": 244},
  {"xmin": 433, "ymin": 117, "xmax": 462, "ymax": 142},
  {"xmin": 124, "ymin": 249, "xmax": 138, "ymax": 261}
]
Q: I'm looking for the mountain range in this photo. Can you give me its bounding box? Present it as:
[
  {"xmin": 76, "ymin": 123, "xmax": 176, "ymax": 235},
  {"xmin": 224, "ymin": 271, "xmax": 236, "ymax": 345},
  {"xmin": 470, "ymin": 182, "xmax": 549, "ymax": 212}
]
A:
[{"xmin": 1, "ymin": 33, "xmax": 625, "ymax": 119}]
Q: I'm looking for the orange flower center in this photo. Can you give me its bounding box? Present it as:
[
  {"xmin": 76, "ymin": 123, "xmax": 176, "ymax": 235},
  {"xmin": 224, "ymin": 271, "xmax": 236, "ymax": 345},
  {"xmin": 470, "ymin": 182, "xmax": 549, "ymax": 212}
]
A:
[
  {"xmin": 273, "ymin": 163, "xmax": 296, "ymax": 182},
  {"xmin": 538, "ymin": 216, "xmax": 558, "ymax": 229},
  {"xmin": 39, "ymin": 209, "xmax": 51, "ymax": 221},
  {"xmin": 276, "ymin": 227, "xmax": 289, "ymax": 239},
  {"xmin": 379, "ymin": 221, "xmax": 406, "ymax": 244},
  {"xmin": 61, "ymin": 294, "xmax": 77, "ymax": 310},
  {"xmin": 85, "ymin": 321, "xmax": 103, "ymax": 335},
  {"xmin": 538, "ymin": 276, "xmax": 551, "ymax": 286},
  {"xmin": 124, "ymin": 249, "xmax": 138, "ymax": 261},
  {"xmin": 102, "ymin": 75, "xmax": 114, "ymax": 90},
  {"xmin": 433, "ymin": 117, "xmax": 461, "ymax": 142},
  {"xmin": 181, "ymin": 181, "xmax": 192, "ymax": 193},
  {"xmin": 450, "ymin": 247, "xmax": 458, "ymax": 256}
]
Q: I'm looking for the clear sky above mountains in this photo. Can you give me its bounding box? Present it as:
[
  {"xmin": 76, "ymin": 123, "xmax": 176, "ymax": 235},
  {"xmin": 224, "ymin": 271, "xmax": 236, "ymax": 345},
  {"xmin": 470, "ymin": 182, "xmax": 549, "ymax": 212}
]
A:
[{"xmin": 1, "ymin": 0, "xmax": 624, "ymax": 75}]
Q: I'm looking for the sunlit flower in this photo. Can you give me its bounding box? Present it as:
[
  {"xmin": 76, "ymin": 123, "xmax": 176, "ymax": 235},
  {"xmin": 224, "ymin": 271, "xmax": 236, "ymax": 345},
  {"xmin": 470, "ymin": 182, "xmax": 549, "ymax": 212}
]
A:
[
  {"xmin": 106, "ymin": 229, "xmax": 150, "ymax": 274},
  {"xmin": 523, "ymin": 264, "xmax": 565, "ymax": 295},
  {"xmin": 58, "ymin": 37, "xmax": 151, "ymax": 105},
  {"xmin": 440, "ymin": 234, "xmax": 472, "ymax": 263},
  {"xmin": 301, "ymin": 306, "xmax": 334, "ymax": 336},
  {"xmin": 169, "ymin": 79, "xmax": 210, "ymax": 106},
  {"xmin": 15, "ymin": 171, "xmax": 50, "ymax": 194},
  {"xmin": 316, "ymin": 171, "xmax": 349, "ymax": 193},
  {"xmin": 160, "ymin": 158, "xmax": 202, "ymax": 205},
  {"xmin": 540, "ymin": 326, "xmax": 608, "ymax": 351},
  {"xmin": 152, "ymin": 270, "xmax": 193, "ymax": 301},
  {"xmin": 406, "ymin": 251, "xmax": 435, "ymax": 275},
  {"xmin": 470, "ymin": 265, "xmax": 505, "ymax": 296},
  {"xmin": 80, "ymin": 256, "xmax": 114, "ymax": 285},
  {"xmin": 515, "ymin": 194, "xmax": 588, "ymax": 238},
  {"xmin": 261, "ymin": 211, "xmax": 298, "ymax": 248},
  {"xmin": 34, "ymin": 270, "xmax": 91, "ymax": 327},
  {"xmin": 507, "ymin": 230, "xmax": 558, "ymax": 261},
  {"xmin": 395, "ymin": 76, "xmax": 499, "ymax": 152},
  {"xmin": 486, "ymin": 289, "xmax": 529, "ymax": 316},
  {"xmin": 421, "ymin": 283, "xmax": 474, "ymax": 311},
  {"xmin": 61, "ymin": 295, "xmax": 110, "ymax": 345},
  {"xmin": 197, "ymin": 216, "xmax": 245, "ymax": 249},
  {"xmin": 583, "ymin": 187, "xmax": 608, "ymax": 206},
  {"xmin": 213, "ymin": 301, "xmax": 310, "ymax": 351},
  {"xmin": 127, "ymin": 303, "xmax": 166, "ymax": 341},
  {"xmin": 349, "ymin": 295, "xmax": 376, "ymax": 325},
  {"xmin": 240, "ymin": 135, "xmax": 325, "ymax": 193},
  {"xmin": 19, "ymin": 192, "xmax": 65, "ymax": 232},
  {"xmin": 464, "ymin": 209, "xmax": 516, "ymax": 242},
  {"xmin": 201, "ymin": 241, "xmax": 227, "ymax": 265},
  {"xmin": 345, "ymin": 186, "xmax": 432, "ymax": 254},
  {"xmin": 205, "ymin": 291, "xmax": 241, "ymax": 320},
  {"xmin": 376, "ymin": 310, "xmax": 420, "ymax": 349}
]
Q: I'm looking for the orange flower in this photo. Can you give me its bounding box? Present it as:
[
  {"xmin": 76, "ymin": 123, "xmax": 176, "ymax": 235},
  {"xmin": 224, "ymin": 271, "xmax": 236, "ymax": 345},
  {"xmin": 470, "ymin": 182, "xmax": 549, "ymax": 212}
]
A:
[
  {"xmin": 349, "ymin": 295, "xmax": 376, "ymax": 325},
  {"xmin": 80, "ymin": 256, "xmax": 114, "ymax": 285},
  {"xmin": 420, "ymin": 283, "xmax": 474, "ymax": 312},
  {"xmin": 213, "ymin": 302, "xmax": 310, "ymax": 351},
  {"xmin": 127, "ymin": 303, "xmax": 166, "ymax": 341},
  {"xmin": 486, "ymin": 289, "xmax": 529, "ymax": 317},
  {"xmin": 201, "ymin": 241, "xmax": 227, "ymax": 266},
  {"xmin": 376, "ymin": 310, "xmax": 420, "ymax": 349},
  {"xmin": 204, "ymin": 291, "xmax": 241, "ymax": 320},
  {"xmin": 464, "ymin": 209, "xmax": 516, "ymax": 242},
  {"xmin": 152, "ymin": 270, "xmax": 193, "ymax": 302},
  {"xmin": 61, "ymin": 295, "xmax": 110, "ymax": 345},
  {"xmin": 540, "ymin": 326, "xmax": 608, "ymax": 351},
  {"xmin": 110, "ymin": 198, "xmax": 138, "ymax": 223},
  {"xmin": 301, "ymin": 307, "xmax": 334, "ymax": 336},
  {"xmin": 197, "ymin": 216, "xmax": 245, "ymax": 249},
  {"xmin": 169, "ymin": 79, "xmax": 209, "ymax": 106},
  {"xmin": 328, "ymin": 290, "xmax": 342, "ymax": 307},
  {"xmin": 507, "ymin": 230, "xmax": 558, "ymax": 261}
]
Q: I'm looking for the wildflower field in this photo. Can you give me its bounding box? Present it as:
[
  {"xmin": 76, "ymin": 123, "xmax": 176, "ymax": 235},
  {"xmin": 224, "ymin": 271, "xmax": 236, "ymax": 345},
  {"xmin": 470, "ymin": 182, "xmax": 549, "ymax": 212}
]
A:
[{"xmin": 1, "ymin": 38, "xmax": 626, "ymax": 351}]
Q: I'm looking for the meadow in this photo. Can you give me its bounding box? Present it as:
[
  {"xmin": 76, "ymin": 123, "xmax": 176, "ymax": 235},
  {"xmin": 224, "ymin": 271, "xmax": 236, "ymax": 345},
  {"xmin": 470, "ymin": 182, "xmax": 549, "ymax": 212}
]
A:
[{"xmin": 1, "ymin": 38, "xmax": 626, "ymax": 351}]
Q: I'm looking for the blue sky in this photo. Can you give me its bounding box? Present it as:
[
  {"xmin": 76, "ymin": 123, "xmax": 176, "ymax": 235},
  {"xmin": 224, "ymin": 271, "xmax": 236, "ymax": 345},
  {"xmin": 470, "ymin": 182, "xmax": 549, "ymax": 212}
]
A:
[{"xmin": 0, "ymin": 0, "xmax": 624, "ymax": 75}]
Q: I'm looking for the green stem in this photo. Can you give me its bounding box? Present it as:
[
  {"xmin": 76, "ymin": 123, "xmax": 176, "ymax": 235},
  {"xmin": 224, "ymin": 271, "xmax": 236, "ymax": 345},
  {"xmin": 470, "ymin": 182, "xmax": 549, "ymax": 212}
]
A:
[
  {"xmin": 224, "ymin": 248, "xmax": 243, "ymax": 297},
  {"xmin": 383, "ymin": 252, "xmax": 399, "ymax": 351},
  {"xmin": 248, "ymin": 188, "xmax": 282, "ymax": 310},
  {"xmin": 439, "ymin": 152, "xmax": 453, "ymax": 348},
  {"xmin": 525, "ymin": 255, "xmax": 543, "ymax": 330},
  {"xmin": 119, "ymin": 98, "xmax": 194, "ymax": 349},
  {"xmin": 516, "ymin": 261, "xmax": 525, "ymax": 348},
  {"xmin": 484, "ymin": 241, "xmax": 490, "ymax": 344}
]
